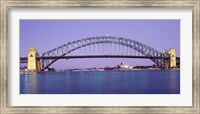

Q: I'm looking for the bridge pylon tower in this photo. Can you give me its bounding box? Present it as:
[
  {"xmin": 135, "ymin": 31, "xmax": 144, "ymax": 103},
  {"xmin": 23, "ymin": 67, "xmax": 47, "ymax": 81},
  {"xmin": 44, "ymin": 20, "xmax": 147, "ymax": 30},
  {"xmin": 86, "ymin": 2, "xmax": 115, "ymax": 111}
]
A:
[
  {"xmin": 28, "ymin": 47, "xmax": 41, "ymax": 72},
  {"xmin": 163, "ymin": 48, "xmax": 177, "ymax": 69}
]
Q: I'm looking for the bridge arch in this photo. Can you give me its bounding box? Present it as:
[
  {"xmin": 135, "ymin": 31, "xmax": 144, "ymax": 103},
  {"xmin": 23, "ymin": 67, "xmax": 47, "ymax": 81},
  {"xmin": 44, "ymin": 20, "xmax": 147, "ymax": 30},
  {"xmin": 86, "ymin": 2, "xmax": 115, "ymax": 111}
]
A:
[{"xmin": 41, "ymin": 36, "xmax": 168, "ymax": 71}]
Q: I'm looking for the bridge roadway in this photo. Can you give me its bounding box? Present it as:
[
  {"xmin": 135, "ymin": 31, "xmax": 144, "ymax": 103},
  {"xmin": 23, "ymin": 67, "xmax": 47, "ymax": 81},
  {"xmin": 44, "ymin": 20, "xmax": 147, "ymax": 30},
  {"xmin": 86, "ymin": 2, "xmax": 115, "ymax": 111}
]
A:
[{"xmin": 20, "ymin": 55, "xmax": 180, "ymax": 63}]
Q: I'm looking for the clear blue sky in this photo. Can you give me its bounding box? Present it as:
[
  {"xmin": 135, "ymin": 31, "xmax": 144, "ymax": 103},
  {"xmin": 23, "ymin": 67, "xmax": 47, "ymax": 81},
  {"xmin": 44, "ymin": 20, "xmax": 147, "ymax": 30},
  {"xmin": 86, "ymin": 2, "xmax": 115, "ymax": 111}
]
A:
[{"xmin": 20, "ymin": 20, "xmax": 180, "ymax": 69}]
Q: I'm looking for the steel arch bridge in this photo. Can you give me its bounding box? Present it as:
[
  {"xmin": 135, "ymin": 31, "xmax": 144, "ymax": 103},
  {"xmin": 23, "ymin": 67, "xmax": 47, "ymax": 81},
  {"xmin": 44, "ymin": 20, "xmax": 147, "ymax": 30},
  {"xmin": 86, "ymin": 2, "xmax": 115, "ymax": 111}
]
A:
[{"xmin": 40, "ymin": 36, "xmax": 169, "ymax": 71}]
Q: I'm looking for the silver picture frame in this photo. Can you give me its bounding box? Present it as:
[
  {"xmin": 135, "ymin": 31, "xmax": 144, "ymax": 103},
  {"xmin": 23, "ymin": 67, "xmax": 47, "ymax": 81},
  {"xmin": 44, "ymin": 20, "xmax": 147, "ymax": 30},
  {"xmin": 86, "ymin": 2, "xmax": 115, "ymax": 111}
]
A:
[{"xmin": 0, "ymin": 0, "xmax": 199, "ymax": 113}]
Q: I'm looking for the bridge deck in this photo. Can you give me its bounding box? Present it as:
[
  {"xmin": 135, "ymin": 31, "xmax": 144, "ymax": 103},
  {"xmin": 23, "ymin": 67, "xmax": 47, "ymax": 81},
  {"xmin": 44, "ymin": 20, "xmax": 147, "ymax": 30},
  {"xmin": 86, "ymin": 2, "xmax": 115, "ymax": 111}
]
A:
[
  {"xmin": 20, "ymin": 55, "xmax": 180, "ymax": 62},
  {"xmin": 39, "ymin": 55, "xmax": 171, "ymax": 59}
]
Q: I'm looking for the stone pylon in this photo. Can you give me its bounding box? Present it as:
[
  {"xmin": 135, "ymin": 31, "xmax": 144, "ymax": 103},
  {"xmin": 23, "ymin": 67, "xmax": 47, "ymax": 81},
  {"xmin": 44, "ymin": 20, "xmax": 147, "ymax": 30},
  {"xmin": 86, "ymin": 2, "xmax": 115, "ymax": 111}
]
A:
[
  {"xmin": 28, "ymin": 47, "xmax": 41, "ymax": 72},
  {"xmin": 163, "ymin": 48, "xmax": 177, "ymax": 69}
]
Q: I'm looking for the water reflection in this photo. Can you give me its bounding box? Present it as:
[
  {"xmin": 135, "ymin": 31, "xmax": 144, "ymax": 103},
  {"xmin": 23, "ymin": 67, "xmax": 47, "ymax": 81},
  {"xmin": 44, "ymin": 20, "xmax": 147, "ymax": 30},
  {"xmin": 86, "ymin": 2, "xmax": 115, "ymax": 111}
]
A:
[
  {"xmin": 20, "ymin": 70, "xmax": 180, "ymax": 94},
  {"xmin": 24, "ymin": 73, "xmax": 38, "ymax": 94},
  {"xmin": 169, "ymin": 70, "xmax": 180, "ymax": 94}
]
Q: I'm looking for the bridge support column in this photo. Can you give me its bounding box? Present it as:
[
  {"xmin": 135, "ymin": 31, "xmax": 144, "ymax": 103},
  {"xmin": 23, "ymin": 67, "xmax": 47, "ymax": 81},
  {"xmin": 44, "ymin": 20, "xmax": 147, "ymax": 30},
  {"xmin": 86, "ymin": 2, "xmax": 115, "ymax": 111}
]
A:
[
  {"xmin": 163, "ymin": 58, "xmax": 170, "ymax": 69},
  {"xmin": 28, "ymin": 47, "xmax": 41, "ymax": 72},
  {"xmin": 169, "ymin": 48, "xmax": 176, "ymax": 68},
  {"xmin": 163, "ymin": 48, "xmax": 177, "ymax": 69}
]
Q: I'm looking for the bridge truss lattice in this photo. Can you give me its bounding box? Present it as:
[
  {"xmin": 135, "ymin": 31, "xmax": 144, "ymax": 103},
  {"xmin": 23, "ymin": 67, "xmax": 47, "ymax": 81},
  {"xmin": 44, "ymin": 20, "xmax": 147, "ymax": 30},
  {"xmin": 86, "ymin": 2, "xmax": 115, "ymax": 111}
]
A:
[{"xmin": 40, "ymin": 36, "xmax": 169, "ymax": 71}]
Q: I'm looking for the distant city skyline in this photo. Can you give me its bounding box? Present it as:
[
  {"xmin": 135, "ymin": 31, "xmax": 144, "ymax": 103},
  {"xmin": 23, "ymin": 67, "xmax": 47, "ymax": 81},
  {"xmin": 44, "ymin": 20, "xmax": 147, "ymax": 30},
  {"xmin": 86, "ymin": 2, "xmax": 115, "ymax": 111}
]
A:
[{"xmin": 20, "ymin": 20, "xmax": 180, "ymax": 69}]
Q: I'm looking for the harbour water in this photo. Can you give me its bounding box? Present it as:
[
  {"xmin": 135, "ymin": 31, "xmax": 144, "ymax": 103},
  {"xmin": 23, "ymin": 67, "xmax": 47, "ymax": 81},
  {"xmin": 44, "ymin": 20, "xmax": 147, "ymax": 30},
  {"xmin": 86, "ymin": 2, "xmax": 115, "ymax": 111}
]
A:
[{"xmin": 20, "ymin": 70, "xmax": 180, "ymax": 94}]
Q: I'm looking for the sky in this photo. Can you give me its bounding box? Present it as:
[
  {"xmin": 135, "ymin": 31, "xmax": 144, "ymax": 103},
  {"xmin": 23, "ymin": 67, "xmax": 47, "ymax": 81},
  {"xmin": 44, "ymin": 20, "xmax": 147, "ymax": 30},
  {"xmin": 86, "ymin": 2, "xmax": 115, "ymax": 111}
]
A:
[{"xmin": 20, "ymin": 20, "xmax": 180, "ymax": 69}]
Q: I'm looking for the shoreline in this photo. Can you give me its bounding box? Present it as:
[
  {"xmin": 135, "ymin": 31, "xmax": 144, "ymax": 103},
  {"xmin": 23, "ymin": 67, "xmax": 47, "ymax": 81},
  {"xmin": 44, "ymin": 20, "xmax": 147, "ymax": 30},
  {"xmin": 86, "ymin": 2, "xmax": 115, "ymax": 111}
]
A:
[{"xmin": 20, "ymin": 68, "xmax": 180, "ymax": 74}]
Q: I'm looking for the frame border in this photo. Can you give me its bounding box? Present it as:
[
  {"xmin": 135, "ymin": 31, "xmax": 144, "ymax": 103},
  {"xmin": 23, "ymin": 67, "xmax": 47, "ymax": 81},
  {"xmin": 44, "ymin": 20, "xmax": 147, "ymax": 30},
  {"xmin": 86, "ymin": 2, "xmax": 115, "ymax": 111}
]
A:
[{"xmin": 0, "ymin": 0, "xmax": 199, "ymax": 113}]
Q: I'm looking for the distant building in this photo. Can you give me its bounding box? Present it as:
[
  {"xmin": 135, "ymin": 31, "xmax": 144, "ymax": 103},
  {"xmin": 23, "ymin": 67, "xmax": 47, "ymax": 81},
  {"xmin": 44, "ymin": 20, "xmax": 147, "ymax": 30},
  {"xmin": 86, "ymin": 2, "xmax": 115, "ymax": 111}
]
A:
[{"xmin": 117, "ymin": 63, "xmax": 133, "ymax": 69}]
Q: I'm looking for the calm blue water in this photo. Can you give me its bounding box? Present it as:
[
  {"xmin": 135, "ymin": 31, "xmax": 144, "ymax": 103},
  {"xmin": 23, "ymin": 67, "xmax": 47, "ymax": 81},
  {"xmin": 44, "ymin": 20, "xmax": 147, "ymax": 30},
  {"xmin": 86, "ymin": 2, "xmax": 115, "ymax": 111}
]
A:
[{"xmin": 20, "ymin": 70, "xmax": 180, "ymax": 94}]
